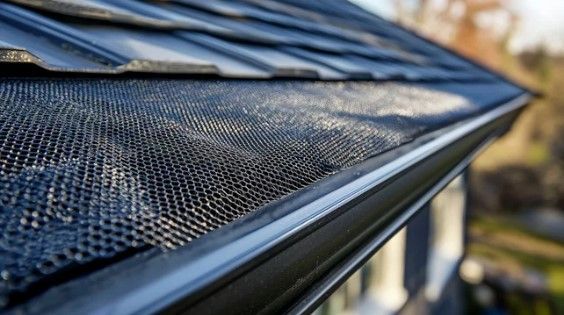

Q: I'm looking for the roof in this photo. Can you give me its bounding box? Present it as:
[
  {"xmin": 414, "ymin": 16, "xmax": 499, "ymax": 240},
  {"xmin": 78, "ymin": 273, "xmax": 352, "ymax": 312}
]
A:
[
  {"xmin": 0, "ymin": 1, "xmax": 530, "ymax": 314},
  {"xmin": 2, "ymin": 0, "xmax": 491, "ymax": 80}
]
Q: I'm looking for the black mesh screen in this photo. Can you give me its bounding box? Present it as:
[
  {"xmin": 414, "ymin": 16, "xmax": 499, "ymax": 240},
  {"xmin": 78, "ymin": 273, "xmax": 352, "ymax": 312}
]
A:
[{"xmin": 0, "ymin": 78, "xmax": 517, "ymax": 306}]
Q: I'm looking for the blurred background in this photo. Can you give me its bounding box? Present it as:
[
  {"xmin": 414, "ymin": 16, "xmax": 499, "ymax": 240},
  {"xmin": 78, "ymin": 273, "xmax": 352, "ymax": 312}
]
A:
[{"xmin": 351, "ymin": 1, "xmax": 564, "ymax": 314}]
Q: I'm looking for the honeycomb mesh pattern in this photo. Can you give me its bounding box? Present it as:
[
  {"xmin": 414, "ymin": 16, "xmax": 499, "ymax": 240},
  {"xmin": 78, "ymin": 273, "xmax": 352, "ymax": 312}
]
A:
[{"xmin": 0, "ymin": 78, "xmax": 495, "ymax": 305}]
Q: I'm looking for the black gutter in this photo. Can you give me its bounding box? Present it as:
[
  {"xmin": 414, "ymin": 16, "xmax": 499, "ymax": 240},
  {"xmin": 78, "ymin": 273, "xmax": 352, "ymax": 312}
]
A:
[
  {"xmin": 286, "ymin": 130, "xmax": 503, "ymax": 314},
  {"xmin": 12, "ymin": 94, "xmax": 531, "ymax": 315},
  {"xmin": 173, "ymin": 95, "xmax": 529, "ymax": 315}
]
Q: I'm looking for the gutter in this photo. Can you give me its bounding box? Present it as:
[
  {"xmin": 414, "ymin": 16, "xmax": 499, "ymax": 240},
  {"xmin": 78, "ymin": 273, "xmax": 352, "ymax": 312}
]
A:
[{"xmin": 17, "ymin": 93, "xmax": 532, "ymax": 315}]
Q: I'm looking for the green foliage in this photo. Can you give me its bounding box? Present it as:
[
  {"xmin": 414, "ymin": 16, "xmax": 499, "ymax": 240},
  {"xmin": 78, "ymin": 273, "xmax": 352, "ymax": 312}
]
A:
[{"xmin": 469, "ymin": 216, "xmax": 564, "ymax": 314}]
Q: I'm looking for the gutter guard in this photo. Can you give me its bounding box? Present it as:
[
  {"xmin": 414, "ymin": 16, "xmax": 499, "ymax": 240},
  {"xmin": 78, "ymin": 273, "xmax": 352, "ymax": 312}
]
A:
[{"xmin": 13, "ymin": 93, "xmax": 531, "ymax": 315}]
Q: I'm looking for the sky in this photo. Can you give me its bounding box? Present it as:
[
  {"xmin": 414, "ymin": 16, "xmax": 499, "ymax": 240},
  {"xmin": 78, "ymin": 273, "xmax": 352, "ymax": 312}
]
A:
[
  {"xmin": 509, "ymin": 0, "xmax": 564, "ymax": 54},
  {"xmin": 351, "ymin": 0, "xmax": 564, "ymax": 55}
]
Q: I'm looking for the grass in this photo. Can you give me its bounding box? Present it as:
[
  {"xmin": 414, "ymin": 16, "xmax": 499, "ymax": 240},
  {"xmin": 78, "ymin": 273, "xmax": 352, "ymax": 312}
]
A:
[{"xmin": 468, "ymin": 215, "xmax": 564, "ymax": 314}]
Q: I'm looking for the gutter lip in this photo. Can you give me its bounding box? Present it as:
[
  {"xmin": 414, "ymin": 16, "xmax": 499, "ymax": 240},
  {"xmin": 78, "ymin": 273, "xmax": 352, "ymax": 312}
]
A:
[{"xmin": 18, "ymin": 93, "xmax": 531, "ymax": 315}]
